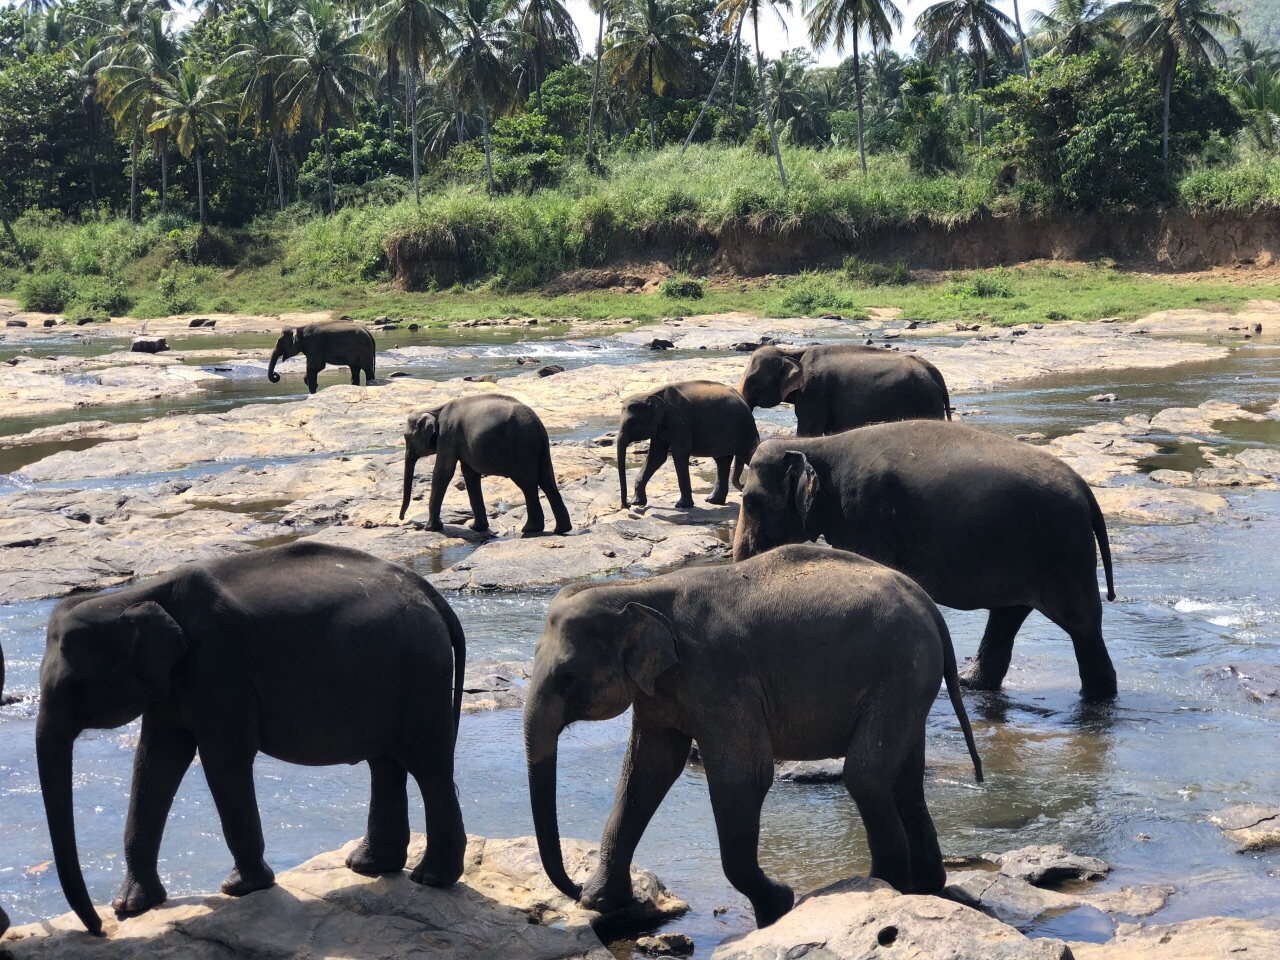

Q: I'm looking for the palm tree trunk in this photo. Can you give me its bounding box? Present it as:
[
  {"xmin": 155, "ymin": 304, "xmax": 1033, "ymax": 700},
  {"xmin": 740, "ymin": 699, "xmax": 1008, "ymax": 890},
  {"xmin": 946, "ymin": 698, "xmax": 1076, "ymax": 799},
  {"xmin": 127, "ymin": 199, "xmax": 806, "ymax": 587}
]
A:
[
  {"xmin": 755, "ymin": 18, "xmax": 787, "ymax": 187},
  {"xmin": 195, "ymin": 140, "xmax": 206, "ymax": 227},
  {"xmin": 324, "ymin": 127, "xmax": 335, "ymax": 215},
  {"xmin": 0, "ymin": 198, "xmax": 24, "ymax": 264},
  {"xmin": 1013, "ymin": 0, "xmax": 1030, "ymax": 78},
  {"xmin": 129, "ymin": 135, "xmax": 139, "ymax": 222},
  {"xmin": 683, "ymin": 14, "xmax": 744, "ymax": 153},
  {"xmin": 648, "ymin": 50, "xmax": 656, "ymax": 150},
  {"xmin": 730, "ymin": 32, "xmax": 742, "ymax": 133},
  {"xmin": 159, "ymin": 134, "xmax": 169, "ymax": 213},
  {"xmin": 482, "ymin": 104, "xmax": 494, "ymax": 193},
  {"xmin": 273, "ymin": 136, "xmax": 285, "ymax": 211},
  {"xmin": 1161, "ymin": 61, "xmax": 1172, "ymax": 170},
  {"xmin": 853, "ymin": 31, "xmax": 866, "ymax": 173},
  {"xmin": 976, "ymin": 61, "xmax": 985, "ymax": 151},
  {"xmin": 534, "ymin": 47, "xmax": 544, "ymax": 112},
  {"xmin": 409, "ymin": 62, "xmax": 421, "ymax": 204},
  {"xmin": 587, "ymin": 1, "xmax": 605, "ymax": 155}
]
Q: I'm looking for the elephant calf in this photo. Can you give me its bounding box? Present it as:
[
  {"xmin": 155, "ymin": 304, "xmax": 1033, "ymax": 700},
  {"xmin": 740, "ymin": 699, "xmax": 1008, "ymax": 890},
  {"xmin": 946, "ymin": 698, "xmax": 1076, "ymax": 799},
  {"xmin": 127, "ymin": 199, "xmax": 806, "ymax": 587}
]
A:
[
  {"xmin": 734, "ymin": 421, "xmax": 1118, "ymax": 699},
  {"xmin": 37, "ymin": 542, "xmax": 466, "ymax": 935},
  {"xmin": 401, "ymin": 393, "xmax": 572, "ymax": 537},
  {"xmin": 267, "ymin": 319, "xmax": 376, "ymax": 394},
  {"xmin": 525, "ymin": 544, "xmax": 982, "ymax": 929},
  {"xmin": 616, "ymin": 380, "xmax": 759, "ymax": 509},
  {"xmin": 738, "ymin": 343, "xmax": 951, "ymax": 436}
]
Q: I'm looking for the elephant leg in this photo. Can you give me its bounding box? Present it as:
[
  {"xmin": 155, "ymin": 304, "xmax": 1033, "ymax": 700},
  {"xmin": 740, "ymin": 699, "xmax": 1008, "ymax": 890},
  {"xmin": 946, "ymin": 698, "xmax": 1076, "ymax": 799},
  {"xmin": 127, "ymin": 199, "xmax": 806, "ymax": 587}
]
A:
[
  {"xmin": 843, "ymin": 714, "xmax": 916, "ymax": 894},
  {"xmin": 1043, "ymin": 590, "xmax": 1116, "ymax": 701},
  {"xmin": 960, "ymin": 605, "xmax": 1033, "ymax": 692},
  {"xmin": 349, "ymin": 364, "xmax": 360, "ymax": 386},
  {"xmin": 304, "ymin": 360, "xmax": 321, "ymax": 394},
  {"xmin": 459, "ymin": 463, "xmax": 490, "ymax": 534},
  {"xmin": 518, "ymin": 478, "xmax": 546, "ymax": 537},
  {"xmin": 113, "ymin": 713, "xmax": 197, "ymax": 915},
  {"xmin": 580, "ymin": 724, "xmax": 691, "ymax": 912},
  {"xmin": 893, "ymin": 737, "xmax": 944, "ymax": 894},
  {"xmin": 403, "ymin": 734, "xmax": 466, "ymax": 887},
  {"xmin": 426, "ymin": 455, "xmax": 458, "ymax": 533},
  {"xmin": 707, "ymin": 456, "xmax": 732, "ymax": 505},
  {"xmin": 200, "ymin": 742, "xmax": 275, "ymax": 897},
  {"xmin": 365, "ymin": 360, "xmax": 376, "ymax": 385},
  {"xmin": 631, "ymin": 440, "xmax": 668, "ymax": 508},
  {"xmin": 703, "ymin": 747, "xmax": 794, "ymax": 928},
  {"xmin": 346, "ymin": 755, "xmax": 410, "ymax": 875},
  {"xmin": 539, "ymin": 457, "xmax": 573, "ymax": 535},
  {"xmin": 670, "ymin": 448, "xmax": 695, "ymax": 509}
]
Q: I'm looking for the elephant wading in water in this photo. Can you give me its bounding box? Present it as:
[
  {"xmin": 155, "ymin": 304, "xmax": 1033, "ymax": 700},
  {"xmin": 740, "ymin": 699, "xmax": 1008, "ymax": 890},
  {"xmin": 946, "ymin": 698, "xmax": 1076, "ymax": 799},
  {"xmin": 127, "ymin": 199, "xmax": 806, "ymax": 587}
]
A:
[
  {"xmin": 37, "ymin": 542, "xmax": 467, "ymax": 935},
  {"xmin": 401, "ymin": 394, "xmax": 572, "ymax": 537},
  {"xmin": 734, "ymin": 421, "xmax": 1118, "ymax": 700},
  {"xmin": 267, "ymin": 319, "xmax": 376, "ymax": 394},
  {"xmin": 738, "ymin": 344, "xmax": 951, "ymax": 435},
  {"xmin": 524, "ymin": 544, "xmax": 982, "ymax": 929},
  {"xmin": 616, "ymin": 381, "xmax": 759, "ymax": 509}
]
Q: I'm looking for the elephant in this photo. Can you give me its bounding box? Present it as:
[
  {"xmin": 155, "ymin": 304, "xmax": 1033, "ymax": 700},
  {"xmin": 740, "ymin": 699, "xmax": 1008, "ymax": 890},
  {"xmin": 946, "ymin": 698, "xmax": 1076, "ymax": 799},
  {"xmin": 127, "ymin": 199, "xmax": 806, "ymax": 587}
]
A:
[
  {"xmin": 737, "ymin": 344, "xmax": 951, "ymax": 436},
  {"xmin": 0, "ymin": 904, "xmax": 8, "ymax": 937},
  {"xmin": 524, "ymin": 544, "xmax": 983, "ymax": 929},
  {"xmin": 267, "ymin": 319, "xmax": 376, "ymax": 394},
  {"xmin": 36, "ymin": 541, "xmax": 467, "ymax": 936},
  {"xmin": 733, "ymin": 420, "xmax": 1118, "ymax": 700},
  {"xmin": 400, "ymin": 394, "xmax": 572, "ymax": 537},
  {"xmin": 616, "ymin": 381, "xmax": 759, "ymax": 509}
]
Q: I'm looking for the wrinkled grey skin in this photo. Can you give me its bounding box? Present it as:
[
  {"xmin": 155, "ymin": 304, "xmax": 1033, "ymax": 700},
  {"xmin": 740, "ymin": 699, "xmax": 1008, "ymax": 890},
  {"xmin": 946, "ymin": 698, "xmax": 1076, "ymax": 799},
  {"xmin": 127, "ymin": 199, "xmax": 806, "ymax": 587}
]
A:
[
  {"xmin": 37, "ymin": 542, "xmax": 466, "ymax": 935},
  {"xmin": 617, "ymin": 381, "xmax": 759, "ymax": 509},
  {"xmin": 738, "ymin": 344, "xmax": 951, "ymax": 436},
  {"xmin": 734, "ymin": 421, "xmax": 1117, "ymax": 700},
  {"xmin": 267, "ymin": 320, "xmax": 376, "ymax": 394},
  {"xmin": 0, "ymin": 639, "xmax": 5, "ymax": 702},
  {"xmin": 401, "ymin": 393, "xmax": 572, "ymax": 537},
  {"xmin": 0, "ymin": 904, "xmax": 8, "ymax": 937},
  {"xmin": 524, "ymin": 544, "xmax": 982, "ymax": 929}
]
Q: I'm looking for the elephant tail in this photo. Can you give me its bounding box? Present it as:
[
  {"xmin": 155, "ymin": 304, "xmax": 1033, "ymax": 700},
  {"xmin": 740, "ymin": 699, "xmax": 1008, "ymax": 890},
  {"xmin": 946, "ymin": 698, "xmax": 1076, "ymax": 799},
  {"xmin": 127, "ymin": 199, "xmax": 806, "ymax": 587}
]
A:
[
  {"xmin": 939, "ymin": 614, "xmax": 983, "ymax": 784},
  {"xmin": 1086, "ymin": 487, "xmax": 1116, "ymax": 601},
  {"xmin": 427, "ymin": 585, "xmax": 467, "ymax": 743}
]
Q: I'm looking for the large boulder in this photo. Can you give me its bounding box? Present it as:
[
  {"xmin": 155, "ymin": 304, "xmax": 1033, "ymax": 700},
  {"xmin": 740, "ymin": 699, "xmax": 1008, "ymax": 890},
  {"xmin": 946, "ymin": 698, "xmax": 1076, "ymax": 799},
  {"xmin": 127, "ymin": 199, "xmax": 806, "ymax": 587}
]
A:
[{"xmin": 1071, "ymin": 916, "xmax": 1280, "ymax": 959}]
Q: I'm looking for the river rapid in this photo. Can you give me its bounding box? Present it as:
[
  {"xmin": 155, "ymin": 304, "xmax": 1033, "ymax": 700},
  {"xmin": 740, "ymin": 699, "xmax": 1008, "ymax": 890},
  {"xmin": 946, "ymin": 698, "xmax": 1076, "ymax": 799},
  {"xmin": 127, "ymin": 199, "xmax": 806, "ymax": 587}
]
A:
[{"xmin": 1, "ymin": 318, "xmax": 1278, "ymax": 953}]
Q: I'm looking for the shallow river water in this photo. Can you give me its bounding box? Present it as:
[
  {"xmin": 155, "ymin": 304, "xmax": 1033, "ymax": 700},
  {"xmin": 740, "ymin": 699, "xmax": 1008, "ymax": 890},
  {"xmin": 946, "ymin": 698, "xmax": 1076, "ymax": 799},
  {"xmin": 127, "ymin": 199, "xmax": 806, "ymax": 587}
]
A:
[{"xmin": 1, "ymin": 324, "xmax": 1278, "ymax": 952}]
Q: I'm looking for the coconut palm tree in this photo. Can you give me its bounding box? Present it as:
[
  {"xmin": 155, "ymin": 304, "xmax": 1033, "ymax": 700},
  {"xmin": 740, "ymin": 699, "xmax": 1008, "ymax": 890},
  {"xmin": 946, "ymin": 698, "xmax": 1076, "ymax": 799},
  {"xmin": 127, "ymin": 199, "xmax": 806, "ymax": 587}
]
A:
[
  {"xmin": 148, "ymin": 59, "xmax": 234, "ymax": 225},
  {"xmin": 914, "ymin": 0, "xmax": 1014, "ymax": 149},
  {"xmin": 226, "ymin": 0, "xmax": 297, "ymax": 210},
  {"xmin": 586, "ymin": 0, "xmax": 621, "ymax": 155},
  {"xmin": 1112, "ymin": 0, "xmax": 1238, "ymax": 169},
  {"xmin": 1029, "ymin": 0, "xmax": 1120, "ymax": 56},
  {"xmin": 517, "ymin": 0, "xmax": 579, "ymax": 112},
  {"xmin": 681, "ymin": 13, "xmax": 744, "ymax": 151},
  {"xmin": 64, "ymin": 34, "xmax": 110, "ymax": 206},
  {"xmin": 1232, "ymin": 67, "xmax": 1280, "ymax": 149},
  {"xmin": 1230, "ymin": 38, "xmax": 1279, "ymax": 86},
  {"xmin": 803, "ymin": 0, "xmax": 901, "ymax": 171},
  {"xmin": 605, "ymin": 0, "xmax": 697, "ymax": 150},
  {"xmin": 715, "ymin": 0, "xmax": 792, "ymax": 184},
  {"xmin": 272, "ymin": 0, "xmax": 369, "ymax": 213}
]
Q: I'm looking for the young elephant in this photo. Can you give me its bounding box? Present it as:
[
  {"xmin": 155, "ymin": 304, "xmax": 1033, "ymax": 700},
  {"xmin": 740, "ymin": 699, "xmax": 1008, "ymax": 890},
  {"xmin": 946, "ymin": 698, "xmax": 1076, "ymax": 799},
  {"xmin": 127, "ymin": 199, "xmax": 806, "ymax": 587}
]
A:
[
  {"xmin": 524, "ymin": 544, "xmax": 982, "ymax": 929},
  {"xmin": 616, "ymin": 381, "xmax": 759, "ymax": 509},
  {"xmin": 401, "ymin": 393, "xmax": 572, "ymax": 537},
  {"xmin": 266, "ymin": 319, "xmax": 376, "ymax": 393},
  {"xmin": 37, "ymin": 542, "xmax": 466, "ymax": 935},
  {"xmin": 738, "ymin": 343, "xmax": 951, "ymax": 436},
  {"xmin": 0, "ymin": 905, "xmax": 8, "ymax": 937},
  {"xmin": 734, "ymin": 421, "xmax": 1118, "ymax": 700}
]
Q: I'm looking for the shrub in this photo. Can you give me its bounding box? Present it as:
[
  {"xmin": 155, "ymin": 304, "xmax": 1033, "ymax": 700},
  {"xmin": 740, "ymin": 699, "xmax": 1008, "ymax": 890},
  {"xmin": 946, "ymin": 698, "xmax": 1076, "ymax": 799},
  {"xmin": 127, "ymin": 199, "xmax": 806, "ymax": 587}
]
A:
[
  {"xmin": 19, "ymin": 270, "xmax": 74, "ymax": 312},
  {"xmin": 774, "ymin": 272, "xmax": 860, "ymax": 315},
  {"xmin": 957, "ymin": 268, "xmax": 1014, "ymax": 299},
  {"xmin": 843, "ymin": 256, "xmax": 911, "ymax": 286},
  {"xmin": 156, "ymin": 267, "xmax": 198, "ymax": 314},
  {"xmin": 71, "ymin": 275, "xmax": 131, "ymax": 316},
  {"xmin": 659, "ymin": 276, "xmax": 704, "ymax": 299}
]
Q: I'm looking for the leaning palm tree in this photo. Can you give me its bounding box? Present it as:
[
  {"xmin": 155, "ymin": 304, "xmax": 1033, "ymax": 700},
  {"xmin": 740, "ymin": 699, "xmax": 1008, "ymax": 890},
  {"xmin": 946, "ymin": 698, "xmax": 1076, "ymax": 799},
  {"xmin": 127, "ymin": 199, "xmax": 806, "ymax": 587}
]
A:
[
  {"xmin": 1029, "ymin": 0, "xmax": 1121, "ymax": 56},
  {"xmin": 517, "ymin": 0, "xmax": 579, "ymax": 111},
  {"xmin": 585, "ymin": 0, "xmax": 621, "ymax": 155},
  {"xmin": 605, "ymin": 0, "xmax": 697, "ymax": 150},
  {"xmin": 715, "ymin": 0, "xmax": 792, "ymax": 184},
  {"xmin": 148, "ymin": 60, "xmax": 235, "ymax": 225},
  {"xmin": 804, "ymin": 0, "xmax": 901, "ymax": 171},
  {"xmin": 1112, "ymin": 0, "xmax": 1238, "ymax": 169},
  {"xmin": 914, "ymin": 0, "xmax": 1014, "ymax": 149},
  {"xmin": 272, "ymin": 0, "xmax": 370, "ymax": 213},
  {"xmin": 226, "ymin": 0, "xmax": 297, "ymax": 210}
]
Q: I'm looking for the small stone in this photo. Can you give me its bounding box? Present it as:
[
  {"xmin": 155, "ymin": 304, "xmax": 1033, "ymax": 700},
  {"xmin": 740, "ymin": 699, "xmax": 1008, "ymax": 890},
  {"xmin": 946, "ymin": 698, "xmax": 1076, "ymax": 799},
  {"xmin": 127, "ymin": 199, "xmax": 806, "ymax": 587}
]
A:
[
  {"xmin": 516, "ymin": 356, "xmax": 537, "ymax": 365},
  {"xmin": 1016, "ymin": 433, "xmax": 1047, "ymax": 442},
  {"xmin": 1099, "ymin": 317, "xmax": 1120, "ymax": 323},
  {"xmin": 537, "ymin": 364, "xmax": 565, "ymax": 377},
  {"xmin": 42, "ymin": 318, "xmax": 56, "ymax": 327},
  {"xmin": 408, "ymin": 323, "xmax": 419, "ymax": 331},
  {"xmin": 882, "ymin": 331, "xmax": 900, "ymax": 340},
  {"xmin": 131, "ymin": 336, "xmax": 169, "ymax": 354},
  {"xmin": 732, "ymin": 342, "xmax": 762, "ymax": 352},
  {"xmin": 637, "ymin": 932, "xmax": 695, "ymax": 956},
  {"xmin": 906, "ymin": 321, "xmax": 919, "ymax": 330},
  {"xmin": 389, "ymin": 371, "xmax": 411, "ymax": 378},
  {"xmin": 464, "ymin": 374, "xmax": 498, "ymax": 383},
  {"xmin": 1088, "ymin": 393, "xmax": 1117, "ymax": 403},
  {"xmin": 5, "ymin": 319, "xmax": 28, "ymax": 327}
]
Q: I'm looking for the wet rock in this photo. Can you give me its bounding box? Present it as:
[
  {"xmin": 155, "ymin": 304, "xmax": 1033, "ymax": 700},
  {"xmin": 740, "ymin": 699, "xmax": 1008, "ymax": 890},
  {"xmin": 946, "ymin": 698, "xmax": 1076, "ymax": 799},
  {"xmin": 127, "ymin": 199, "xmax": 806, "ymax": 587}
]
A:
[
  {"xmin": 42, "ymin": 318, "xmax": 56, "ymax": 327},
  {"xmin": 882, "ymin": 330, "xmax": 901, "ymax": 340},
  {"xmin": 711, "ymin": 877, "xmax": 1070, "ymax": 960},
  {"xmin": 985, "ymin": 845, "xmax": 1110, "ymax": 885},
  {"xmin": 775, "ymin": 759, "xmax": 844, "ymax": 783},
  {"xmin": 1016, "ymin": 433, "xmax": 1047, "ymax": 442},
  {"xmin": 5, "ymin": 319, "xmax": 28, "ymax": 328},
  {"xmin": 637, "ymin": 933, "xmax": 695, "ymax": 956},
  {"xmin": 1213, "ymin": 663, "xmax": 1280, "ymax": 702},
  {"xmin": 1208, "ymin": 804, "xmax": 1280, "ymax": 852},
  {"xmin": 538, "ymin": 364, "xmax": 566, "ymax": 377},
  {"xmin": 130, "ymin": 336, "xmax": 169, "ymax": 354},
  {"xmin": 1147, "ymin": 400, "xmax": 1269, "ymax": 435},
  {"xmin": 1071, "ymin": 915, "xmax": 1280, "ymax": 959},
  {"xmin": 1088, "ymin": 393, "xmax": 1118, "ymax": 403},
  {"xmin": 462, "ymin": 660, "xmax": 531, "ymax": 712},
  {"xmin": 516, "ymin": 356, "xmax": 537, "ymax": 365},
  {"xmin": 1092, "ymin": 486, "xmax": 1229, "ymax": 525},
  {"xmin": 465, "ymin": 374, "xmax": 498, "ymax": 383}
]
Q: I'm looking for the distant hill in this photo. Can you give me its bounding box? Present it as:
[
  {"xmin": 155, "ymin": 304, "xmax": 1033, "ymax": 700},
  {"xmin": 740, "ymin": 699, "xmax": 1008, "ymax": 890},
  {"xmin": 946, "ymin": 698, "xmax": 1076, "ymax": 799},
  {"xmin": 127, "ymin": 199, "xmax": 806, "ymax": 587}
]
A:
[{"xmin": 1223, "ymin": 0, "xmax": 1278, "ymax": 46}]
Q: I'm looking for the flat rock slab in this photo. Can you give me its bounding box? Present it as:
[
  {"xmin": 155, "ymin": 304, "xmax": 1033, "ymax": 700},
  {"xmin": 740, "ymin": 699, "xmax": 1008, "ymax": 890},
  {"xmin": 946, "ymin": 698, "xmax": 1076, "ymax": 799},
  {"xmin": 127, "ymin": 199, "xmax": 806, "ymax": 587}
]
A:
[
  {"xmin": 462, "ymin": 660, "xmax": 531, "ymax": 712},
  {"xmin": 1071, "ymin": 916, "xmax": 1280, "ymax": 959},
  {"xmin": 947, "ymin": 872, "xmax": 1172, "ymax": 931},
  {"xmin": 984, "ymin": 845, "xmax": 1111, "ymax": 886},
  {"xmin": 0, "ymin": 835, "xmax": 687, "ymax": 959},
  {"xmin": 1207, "ymin": 804, "xmax": 1280, "ymax": 852}
]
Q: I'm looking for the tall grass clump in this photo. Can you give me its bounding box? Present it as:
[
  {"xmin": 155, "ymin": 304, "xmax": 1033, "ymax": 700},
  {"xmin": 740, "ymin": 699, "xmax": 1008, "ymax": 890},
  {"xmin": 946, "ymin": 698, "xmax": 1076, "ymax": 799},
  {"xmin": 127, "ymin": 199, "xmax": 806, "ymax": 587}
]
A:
[
  {"xmin": 772, "ymin": 271, "xmax": 866, "ymax": 316},
  {"xmin": 1179, "ymin": 152, "xmax": 1280, "ymax": 210}
]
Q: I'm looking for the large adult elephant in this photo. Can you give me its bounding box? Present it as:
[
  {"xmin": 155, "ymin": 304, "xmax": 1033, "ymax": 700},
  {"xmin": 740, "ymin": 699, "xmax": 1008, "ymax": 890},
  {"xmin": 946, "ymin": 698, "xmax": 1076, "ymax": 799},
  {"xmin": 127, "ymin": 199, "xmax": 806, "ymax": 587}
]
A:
[
  {"xmin": 267, "ymin": 319, "xmax": 376, "ymax": 394},
  {"xmin": 733, "ymin": 421, "xmax": 1117, "ymax": 700},
  {"xmin": 0, "ymin": 904, "xmax": 8, "ymax": 937},
  {"xmin": 524, "ymin": 544, "xmax": 982, "ymax": 929},
  {"xmin": 37, "ymin": 542, "xmax": 466, "ymax": 935},
  {"xmin": 616, "ymin": 381, "xmax": 759, "ymax": 509},
  {"xmin": 401, "ymin": 394, "xmax": 572, "ymax": 537},
  {"xmin": 738, "ymin": 344, "xmax": 951, "ymax": 436}
]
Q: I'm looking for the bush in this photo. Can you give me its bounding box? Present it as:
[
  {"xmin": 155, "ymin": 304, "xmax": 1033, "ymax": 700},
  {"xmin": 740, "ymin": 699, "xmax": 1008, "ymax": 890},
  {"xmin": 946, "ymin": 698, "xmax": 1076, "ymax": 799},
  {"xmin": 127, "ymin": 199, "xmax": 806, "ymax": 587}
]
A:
[
  {"xmin": 774, "ymin": 271, "xmax": 860, "ymax": 315},
  {"xmin": 156, "ymin": 267, "xmax": 198, "ymax": 314},
  {"xmin": 659, "ymin": 276, "xmax": 704, "ymax": 299},
  {"xmin": 71, "ymin": 275, "xmax": 131, "ymax": 316},
  {"xmin": 19, "ymin": 270, "xmax": 74, "ymax": 312},
  {"xmin": 843, "ymin": 256, "xmax": 911, "ymax": 286},
  {"xmin": 956, "ymin": 268, "xmax": 1014, "ymax": 299}
]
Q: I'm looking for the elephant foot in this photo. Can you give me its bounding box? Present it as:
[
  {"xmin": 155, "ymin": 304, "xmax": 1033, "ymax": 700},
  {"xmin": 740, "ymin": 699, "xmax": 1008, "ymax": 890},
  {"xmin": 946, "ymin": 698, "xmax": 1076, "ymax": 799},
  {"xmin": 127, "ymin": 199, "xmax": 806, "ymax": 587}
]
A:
[
  {"xmin": 554, "ymin": 521, "xmax": 572, "ymax": 535},
  {"xmin": 346, "ymin": 837, "xmax": 408, "ymax": 876},
  {"xmin": 424, "ymin": 519, "xmax": 445, "ymax": 533},
  {"xmin": 957, "ymin": 660, "xmax": 1005, "ymax": 692},
  {"xmin": 631, "ymin": 496, "xmax": 647, "ymax": 509},
  {"xmin": 409, "ymin": 854, "xmax": 463, "ymax": 888},
  {"xmin": 112, "ymin": 874, "xmax": 167, "ymax": 916},
  {"xmin": 751, "ymin": 881, "xmax": 795, "ymax": 929},
  {"xmin": 1079, "ymin": 675, "xmax": 1119, "ymax": 702},
  {"xmin": 520, "ymin": 528, "xmax": 548, "ymax": 539},
  {"xmin": 674, "ymin": 498, "xmax": 695, "ymax": 509},
  {"xmin": 580, "ymin": 871, "xmax": 636, "ymax": 913},
  {"xmin": 468, "ymin": 519, "xmax": 491, "ymax": 533},
  {"xmin": 220, "ymin": 861, "xmax": 276, "ymax": 898},
  {"xmin": 706, "ymin": 493, "xmax": 728, "ymax": 506},
  {"xmin": 910, "ymin": 859, "xmax": 947, "ymax": 895}
]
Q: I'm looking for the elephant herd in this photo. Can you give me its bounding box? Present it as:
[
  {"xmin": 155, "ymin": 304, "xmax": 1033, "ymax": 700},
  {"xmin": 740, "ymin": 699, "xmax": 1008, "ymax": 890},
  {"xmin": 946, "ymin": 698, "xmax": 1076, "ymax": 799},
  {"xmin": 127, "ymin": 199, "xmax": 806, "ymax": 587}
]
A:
[{"xmin": 3, "ymin": 324, "xmax": 1120, "ymax": 939}]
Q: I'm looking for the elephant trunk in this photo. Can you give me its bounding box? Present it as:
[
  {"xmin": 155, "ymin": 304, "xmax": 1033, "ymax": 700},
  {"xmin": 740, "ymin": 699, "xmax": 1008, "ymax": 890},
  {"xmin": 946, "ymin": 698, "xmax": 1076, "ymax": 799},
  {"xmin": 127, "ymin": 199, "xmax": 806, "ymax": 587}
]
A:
[
  {"xmin": 400, "ymin": 443, "xmax": 420, "ymax": 521},
  {"xmin": 732, "ymin": 509, "xmax": 757, "ymax": 563},
  {"xmin": 36, "ymin": 715, "xmax": 102, "ymax": 935},
  {"xmin": 615, "ymin": 430, "xmax": 630, "ymax": 508},
  {"xmin": 524, "ymin": 691, "xmax": 582, "ymax": 901},
  {"xmin": 267, "ymin": 344, "xmax": 284, "ymax": 383}
]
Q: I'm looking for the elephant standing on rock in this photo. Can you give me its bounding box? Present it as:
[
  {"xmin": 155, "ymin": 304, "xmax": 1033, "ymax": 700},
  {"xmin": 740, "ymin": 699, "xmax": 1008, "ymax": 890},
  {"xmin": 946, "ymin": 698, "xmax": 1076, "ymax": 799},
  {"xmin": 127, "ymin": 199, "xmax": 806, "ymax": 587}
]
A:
[
  {"xmin": 401, "ymin": 394, "xmax": 572, "ymax": 537},
  {"xmin": 267, "ymin": 319, "xmax": 376, "ymax": 394},
  {"xmin": 0, "ymin": 904, "xmax": 8, "ymax": 937},
  {"xmin": 738, "ymin": 344, "xmax": 951, "ymax": 435},
  {"xmin": 524, "ymin": 544, "xmax": 983, "ymax": 929},
  {"xmin": 617, "ymin": 381, "xmax": 759, "ymax": 509},
  {"xmin": 733, "ymin": 421, "xmax": 1118, "ymax": 700},
  {"xmin": 37, "ymin": 542, "xmax": 467, "ymax": 935}
]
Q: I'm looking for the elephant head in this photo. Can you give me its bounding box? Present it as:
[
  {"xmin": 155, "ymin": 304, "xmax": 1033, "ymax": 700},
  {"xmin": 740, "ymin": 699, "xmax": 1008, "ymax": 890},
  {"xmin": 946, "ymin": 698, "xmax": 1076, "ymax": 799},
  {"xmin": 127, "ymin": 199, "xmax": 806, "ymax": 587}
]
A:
[
  {"xmin": 615, "ymin": 393, "xmax": 664, "ymax": 507},
  {"xmin": 732, "ymin": 448, "xmax": 820, "ymax": 562},
  {"xmin": 399, "ymin": 410, "xmax": 440, "ymax": 520},
  {"xmin": 737, "ymin": 346, "xmax": 804, "ymax": 411},
  {"xmin": 37, "ymin": 594, "xmax": 189, "ymax": 935},
  {"xmin": 524, "ymin": 588, "xmax": 679, "ymax": 902},
  {"xmin": 267, "ymin": 328, "xmax": 302, "ymax": 383}
]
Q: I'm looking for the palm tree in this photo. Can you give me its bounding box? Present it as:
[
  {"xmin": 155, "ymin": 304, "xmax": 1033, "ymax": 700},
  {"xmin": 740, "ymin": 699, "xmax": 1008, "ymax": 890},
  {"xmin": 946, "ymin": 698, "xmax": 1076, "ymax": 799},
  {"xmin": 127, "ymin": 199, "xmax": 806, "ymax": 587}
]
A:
[
  {"xmin": 226, "ymin": 0, "xmax": 297, "ymax": 210},
  {"xmin": 1009, "ymin": 0, "xmax": 1030, "ymax": 77},
  {"xmin": 273, "ymin": 0, "xmax": 369, "ymax": 213},
  {"xmin": 715, "ymin": 0, "xmax": 792, "ymax": 184},
  {"xmin": 681, "ymin": 13, "xmax": 744, "ymax": 151},
  {"xmin": 1029, "ymin": 0, "xmax": 1120, "ymax": 56},
  {"xmin": 586, "ymin": 0, "xmax": 619, "ymax": 155},
  {"xmin": 148, "ymin": 60, "xmax": 234, "ymax": 225},
  {"xmin": 517, "ymin": 0, "xmax": 579, "ymax": 112},
  {"xmin": 1232, "ymin": 68, "xmax": 1280, "ymax": 149},
  {"xmin": 438, "ymin": 0, "xmax": 516, "ymax": 192},
  {"xmin": 765, "ymin": 53, "xmax": 816, "ymax": 140},
  {"xmin": 804, "ymin": 0, "xmax": 901, "ymax": 171},
  {"xmin": 64, "ymin": 34, "xmax": 110, "ymax": 206},
  {"xmin": 605, "ymin": 0, "xmax": 697, "ymax": 150},
  {"xmin": 1112, "ymin": 0, "xmax": 1238, "ymax": 169},
  {"xmin": 1230, "ymin": 38, "xmax": 1279, "ymax": 86},
  {"xmin": 914, "ymin": 0, "xmax": 1014, "ymax": 149}
]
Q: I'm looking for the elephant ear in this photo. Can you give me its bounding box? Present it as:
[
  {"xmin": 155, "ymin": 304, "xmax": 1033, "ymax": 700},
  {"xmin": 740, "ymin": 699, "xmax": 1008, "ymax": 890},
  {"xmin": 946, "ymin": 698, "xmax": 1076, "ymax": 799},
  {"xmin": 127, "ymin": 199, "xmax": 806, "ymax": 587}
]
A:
[
  {"xmin": 646, "ymin": 393, "xmax": 667, "ymax": 425},
  {"xmin": 408, "ymin": 411, "xmax": 438, "ymax": 453},
  {"xmin": 782, "ymin": 450, "xmax": 820, "ymax": 536},
  {"xmin": 779, "ymin": 357, "xmax": 804, "ymax": 401},
  {"xmin": 621, "ymin": 603, "xmax": 679, "ymax": 697},
  {"xmin": 122, "ymin": 601, "xmax": 189, "ymax": 699}
]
